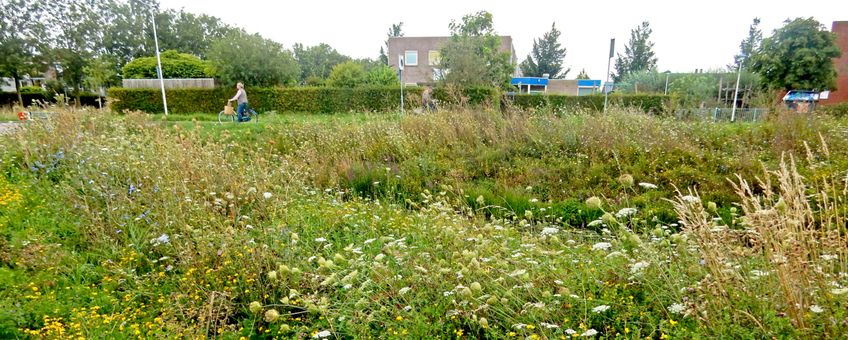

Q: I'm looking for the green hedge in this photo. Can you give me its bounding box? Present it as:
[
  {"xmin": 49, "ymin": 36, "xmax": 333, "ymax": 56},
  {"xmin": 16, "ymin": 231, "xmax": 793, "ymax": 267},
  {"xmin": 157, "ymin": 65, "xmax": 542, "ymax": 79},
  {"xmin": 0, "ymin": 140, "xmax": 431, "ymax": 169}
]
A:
[
  {"xmin": 509, "ymin": 94, "xmax": 671, "ymax": 114},
  {"xmin": 107, "ymin": 86, "xmax": 501, "ymax": 114},
  {"xmin": 1, "ymin": 88, "xmax": 103, "ymax": 107}
]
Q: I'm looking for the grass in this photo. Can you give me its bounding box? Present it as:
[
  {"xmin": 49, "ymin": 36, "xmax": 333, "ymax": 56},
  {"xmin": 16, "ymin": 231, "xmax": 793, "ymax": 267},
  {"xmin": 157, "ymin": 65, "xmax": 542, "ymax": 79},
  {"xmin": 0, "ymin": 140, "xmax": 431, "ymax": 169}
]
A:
[{"xmin": 0, "ymin": 108, "xmax": 846, "ymax": 338}]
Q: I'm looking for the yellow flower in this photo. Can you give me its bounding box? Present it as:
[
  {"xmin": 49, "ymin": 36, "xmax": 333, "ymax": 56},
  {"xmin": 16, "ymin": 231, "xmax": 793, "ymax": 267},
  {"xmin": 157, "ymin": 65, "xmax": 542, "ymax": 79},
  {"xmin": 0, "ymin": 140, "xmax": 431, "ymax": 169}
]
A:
[
  {"xmin": 669, "ymin": 319, "xmax": 677, "ymax": 327},
  {"xmin": 396, "ymin": 316, "xmax": 403, "ymax": 321}
]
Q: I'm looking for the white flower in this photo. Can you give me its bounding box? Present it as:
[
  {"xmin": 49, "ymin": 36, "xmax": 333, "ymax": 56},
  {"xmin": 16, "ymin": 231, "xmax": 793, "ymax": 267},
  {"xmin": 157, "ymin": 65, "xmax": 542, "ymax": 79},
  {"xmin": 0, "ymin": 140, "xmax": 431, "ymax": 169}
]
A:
[
  {"xmin": 591, "ymin": 305, "xmax": 610, "ymax": 313},
  {"xmin": 541, "ymin": 227, "xmax": 559, "ymax": 236},
  {"xmin": 681, "ymin": 195, "xmax": 700, "ymax": 204},
  {"xmin": 821, "ymin": 254, "xmax": 839, "ymax": 261},
  {"xmin": 399, "ymin": 287, "xmax": 412, "ymax": 295},
  {"xmin": 639, "ymin": 182, "xmax": 658, "ymax": 189},
  {"xmin": 592, "ymin": 242, "xmax": 612, "ymax": 251},
  {"xmin": 314, "ymin": 237, "xmax": 327, "ymax": 243},
  {"xmin": 587, "ymin": 220, "xmax": 604, "ymax": 227},
  {"xmin": 565, "ymin": 328, "xmax": 577, "ymax": 335},
  {"xmin": 263, "ymin": 192, "xmax": 272, "ymax": 199},
  {"xmin": 615, "ymin": 207, "xmax": 638, "ymax": 218},
  {"xmin": 750, "ymin": 270, "xmax": 769, "ymax": 278},
  {"xmin": 530, "ymin": 198, "xmax": 539, "ymax": 203},
  {"xmin": 810, "ymin": 305, "xmax": 824, "ymax": 313},
  {"xmin": 540, "ymin": 322, "xmax": 560, "ymax": 329},
  {"xmin": 668, "ymin": 303, "xmax": 686, "ymax": 315},
  {"xmin": 630, "ymin": 261, "xmax": 650, "ymax": 274},
  {"xmin": 509, "ymin": 269, "xmax": 527, "ymax": 277},
  {"xmin": 313, "ymin": 330, "xmax": 332, "ymax": 338},
  {"xmin": 581, "ymin": 329, "xmax": 598, "ymax": 337},
  {"xmin": 830, "ymin": 288, "xmax": 848, "ymax": 295},
  {"xmin": 512, "ymin": 323, "xmax": 528, "ymax": 329},
  {"xmin": 151, "ymin": 234, "xmax": 170, "ymax": 245}
]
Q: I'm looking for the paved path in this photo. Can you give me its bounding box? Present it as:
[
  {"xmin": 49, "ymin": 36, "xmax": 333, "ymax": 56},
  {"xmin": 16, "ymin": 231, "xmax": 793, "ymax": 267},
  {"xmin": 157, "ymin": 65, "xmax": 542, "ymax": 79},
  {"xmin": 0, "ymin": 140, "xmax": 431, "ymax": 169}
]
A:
[{"xmin": 0, "ymin": 122, "xmax": 19, "ymax": 135}]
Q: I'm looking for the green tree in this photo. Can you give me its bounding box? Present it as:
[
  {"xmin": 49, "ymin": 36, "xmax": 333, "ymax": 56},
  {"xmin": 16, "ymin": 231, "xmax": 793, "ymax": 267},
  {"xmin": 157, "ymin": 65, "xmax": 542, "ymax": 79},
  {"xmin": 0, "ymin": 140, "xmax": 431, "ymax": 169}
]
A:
[
  {"xmin": 0, "ymin": 0, "xmax": 49, "ymax": 105},
  {"xmin": 121, "ymin": 50, "xmax": 213, "ymax": 78},
  {"xmin": 208, "ymin": 31, "xmax": 300, "ymax": 87},
  {"xmin": 613, "ymin": 21, "xmax": 657, "ymax": 82},
  {"xmin": 293, "ymin": 43, "xmax": 350, "ymax": 82},
  {"xmin": 576, "ymin": 69, "xmax": 590, "ymax": 80},
  {"xmin": 366, "ymin": 65, "xmax": 398, "ymax": 86},
  {"xmin": 439, "ymin": 11, "xmax": 514, "ymax": 88},
  {"xmin": 731, "ymin": 18, "xmax": 762, "ymax": 69},
  {"xmin": 519, "ymin": 23, "xmax": 568, "ymax": 78},
  {"xmin": 46, "ymin": 0, "xmax": 109, "ymax": 104},
  {"xmin": 379, "ymin": 22, "xmax": 403, "ymax": 65},
  {"xmin": 327, "ymin": 61, "xmax": 366, "ymax": 87},
  {"xmin": 83, "ymin": 55, "xmax": 117, "ymax": 108},
  {"xmin": 750, "ymin": 17, "xmax": 841, "ymax": 91}
]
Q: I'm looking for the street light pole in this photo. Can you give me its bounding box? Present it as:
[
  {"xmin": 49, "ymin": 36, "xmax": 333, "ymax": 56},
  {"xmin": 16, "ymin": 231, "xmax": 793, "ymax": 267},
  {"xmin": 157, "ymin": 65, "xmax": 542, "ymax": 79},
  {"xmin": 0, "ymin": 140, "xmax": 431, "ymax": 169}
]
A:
[
  {"xmin": 152, "ymin": 13, "xmax": 168, "ymax": 115},
  {"xmin": 603, "ymin": 38, "xmax": 614, "ymax": 113},
  {"xmin": 730, "ymin": 62, "xmax": 742, "ymax": 122}
]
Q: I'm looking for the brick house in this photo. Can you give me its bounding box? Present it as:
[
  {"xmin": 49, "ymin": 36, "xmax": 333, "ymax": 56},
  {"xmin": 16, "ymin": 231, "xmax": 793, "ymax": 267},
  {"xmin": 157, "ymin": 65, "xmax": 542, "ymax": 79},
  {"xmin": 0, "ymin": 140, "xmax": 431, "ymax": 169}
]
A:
[
  {"xmin": 821, "ymin": 21, "xmax": 848, "ymax": 105},
  {"xmin": 387, "ymin": 36, "xmax": 518, "ymax": 85}
]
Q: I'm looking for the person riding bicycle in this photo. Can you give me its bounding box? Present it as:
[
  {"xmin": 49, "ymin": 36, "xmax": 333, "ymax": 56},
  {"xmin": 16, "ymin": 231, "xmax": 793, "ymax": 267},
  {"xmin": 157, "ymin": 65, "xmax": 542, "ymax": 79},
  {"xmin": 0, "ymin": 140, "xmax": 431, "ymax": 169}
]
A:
[{"xmin": 228, "ymin": 82, "xmax": 250, "ymax": 122}]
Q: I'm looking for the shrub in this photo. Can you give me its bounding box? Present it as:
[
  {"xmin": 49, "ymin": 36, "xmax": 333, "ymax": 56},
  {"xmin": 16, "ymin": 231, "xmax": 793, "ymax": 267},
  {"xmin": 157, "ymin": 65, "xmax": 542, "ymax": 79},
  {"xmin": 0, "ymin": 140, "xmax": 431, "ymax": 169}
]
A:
[
  {"xmin": 327, "ymin": 61, "xmax": 367, "ymax": 88},
  {"xmin": 818, "ymin": 103, "xmax": 848, "ymax": 118},
  {"xmin": 122, "ymin": 50, "xmax": 214, "ymax": 79}
]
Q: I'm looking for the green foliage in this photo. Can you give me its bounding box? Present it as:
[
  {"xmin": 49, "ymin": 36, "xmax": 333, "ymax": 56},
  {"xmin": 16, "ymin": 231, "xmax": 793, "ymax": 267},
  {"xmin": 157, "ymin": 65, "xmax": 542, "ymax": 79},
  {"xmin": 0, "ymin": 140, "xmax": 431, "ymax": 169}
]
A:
[
  {"xmin": 121, "ymin": 50, "xmax": 213, "ymax": 79},
  {"xmin": 327, "ymin": 61, "xmax": 367, "ymax": 88},
  {"xmin": 366, "ymin": 65, "xmax": 398, "ymax": 86},
  {"xmin": 208, "ymin": 31, "xmax": 300, "ymax": 87},
  {"xmin": 379, "ymin": 22, "xmax": 404, "ymax": 65},
  {"xmin": 519, "ymin": 23, "xmax": 569, "ymax": 78},
  {"xmin": 818, "ymin": 103, "xmax": 848, "ymax": 118},
  {"xmin": 293, "ymin": 43, "xmax": 351, "ymax": 82},
  {"xmin": 613, "ymin": 21, "xmax": 658, "ymax": 82},
  {"xmin": 576, "ymin": 69, "xmax": 590, "ymax": 80},
  {"xmin": 510, "ymin": 94, "xmax": 670, "ymax": 114},
  {"xmin": 440, "ymin": 11, "xmax": 514, "ymax": 88},
  {"xmin": 750, "ymin": 17, "xmax": 841, "ymax": 91},
  {"xmin": 732, "ymin": 18, "xmax": 762, "ymax": 69},
  {"xmin": 0, "ymin": 0, "xmax": 48, "ymax": 103}
]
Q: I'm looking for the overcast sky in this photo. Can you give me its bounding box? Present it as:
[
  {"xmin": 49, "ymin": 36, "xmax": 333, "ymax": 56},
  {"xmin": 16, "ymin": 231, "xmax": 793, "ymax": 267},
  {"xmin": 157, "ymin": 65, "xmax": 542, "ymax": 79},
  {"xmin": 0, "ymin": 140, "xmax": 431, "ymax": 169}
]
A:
[{"xmin": 159, "ymin": 0, "xmax": 844, "ymax": 80}]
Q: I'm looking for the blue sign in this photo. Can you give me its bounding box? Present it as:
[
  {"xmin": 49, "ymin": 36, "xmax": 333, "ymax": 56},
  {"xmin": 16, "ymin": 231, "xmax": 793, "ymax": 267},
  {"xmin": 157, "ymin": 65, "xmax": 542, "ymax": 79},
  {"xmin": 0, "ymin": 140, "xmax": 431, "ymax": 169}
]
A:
[{"xmin": 511, "ymin": 77, "xmax": 549, "ymax": 86}]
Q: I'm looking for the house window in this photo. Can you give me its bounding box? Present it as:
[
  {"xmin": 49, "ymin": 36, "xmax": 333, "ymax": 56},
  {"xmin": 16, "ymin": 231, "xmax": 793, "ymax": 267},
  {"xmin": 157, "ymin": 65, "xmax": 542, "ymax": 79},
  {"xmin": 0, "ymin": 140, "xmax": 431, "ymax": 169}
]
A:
[
  {"xmin": 404, "ymin": 50, "xmax": 418, "ymax": 66},
  {"xmin": 428, "ymin": 50, "xmax": 440, "ymax": 65}
]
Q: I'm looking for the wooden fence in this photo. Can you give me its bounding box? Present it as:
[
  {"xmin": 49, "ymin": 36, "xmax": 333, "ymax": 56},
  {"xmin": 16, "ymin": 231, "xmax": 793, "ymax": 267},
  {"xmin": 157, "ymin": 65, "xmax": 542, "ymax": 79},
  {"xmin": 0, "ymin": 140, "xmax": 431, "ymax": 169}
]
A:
[{"xmin": 122, "ymin": 78, "xmax": 215, "ymax": 89}]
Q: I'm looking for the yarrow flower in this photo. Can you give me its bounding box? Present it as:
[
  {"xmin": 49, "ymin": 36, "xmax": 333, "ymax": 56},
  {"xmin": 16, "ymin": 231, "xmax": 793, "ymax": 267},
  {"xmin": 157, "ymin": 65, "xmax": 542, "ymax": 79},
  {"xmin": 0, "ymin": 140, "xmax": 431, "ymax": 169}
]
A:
[
  {"xmin": 399, "ymin": 287, "xmax": 412, "ymax": 295},
  {"xmin": 541, "ymin": 227, "xmax": 560, "ymax": 236},
  {"xmin": 263, "ymin": 192, "xmax": 272, "ymax": 199},
  {"xmin": 630, "ymin": 261, "xmax": 650, "ymax": 274},
  {"xmin": 830, "ymin": 288, "xmax": 848, "ymax": 295},
  {"xmin": 592, "ymin": 242, "xmax": 612, "ymax": 251},
  {"xmin": 313, "ymin": 330, "xmax": 332, "ymax": 338},
  {"xmin": 810, "ymin": 305, "xmax": 824, "ymax": 313},
  {"xmin": 668, "ymin": 303, "xmax": 686, "ymax": 315},
  {"xmin": 592, "ymin": 305, "xmax": 610, "ymax": 313},
  {"xmin": 581, "ymin": 329, "xmax": 598, "ymax": 337},
  {"xmin": 681, "ymin": 195, "xmax": 701, "ymax": 204},
  {"xmin": 615, "ymin": 207, "xmax": 638, "ymax": 218},
  {"xmin": 540, "ymin": 322, "xmax": 560, "ymax": 329},
  {"xmin": 638, "ymin": 182, "xmax": 658, "ymax": 189}
]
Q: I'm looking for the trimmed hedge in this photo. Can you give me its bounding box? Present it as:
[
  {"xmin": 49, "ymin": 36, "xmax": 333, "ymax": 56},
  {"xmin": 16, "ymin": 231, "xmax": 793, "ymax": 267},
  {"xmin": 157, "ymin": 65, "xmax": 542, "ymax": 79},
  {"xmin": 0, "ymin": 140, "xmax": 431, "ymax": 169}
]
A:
[
  {"xmin": 509, "ymin": 94, "xmax": 672, "ymax": 114},
  {"xmin": 1, "ymin": 89, "xmax": 103, "ymax": 107},
  {"xmin": 107, "ymin": 86, "xmax": 501, "ymax": 114}
]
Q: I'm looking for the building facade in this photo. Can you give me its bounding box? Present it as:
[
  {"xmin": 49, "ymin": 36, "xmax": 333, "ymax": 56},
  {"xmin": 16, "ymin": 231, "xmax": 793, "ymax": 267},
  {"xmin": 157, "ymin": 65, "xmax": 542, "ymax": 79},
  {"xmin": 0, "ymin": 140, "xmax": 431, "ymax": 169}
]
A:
[
  {"xmin": 387, "ymin": 36, "xmax": 518, "ymax": 85},
  {"xmin": 821, "ymin": 21, "xmax": 848, "ymax": 105}
]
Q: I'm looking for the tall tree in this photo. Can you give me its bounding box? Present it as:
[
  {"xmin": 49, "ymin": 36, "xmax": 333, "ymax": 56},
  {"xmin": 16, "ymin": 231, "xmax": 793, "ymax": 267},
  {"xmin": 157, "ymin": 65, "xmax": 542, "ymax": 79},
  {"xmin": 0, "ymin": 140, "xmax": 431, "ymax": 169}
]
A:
[
  {"xmin": 576, "ymin": 69, "xmax": 590, "ymax": 80},
  {"xmin": 208, "ymin": 31, "xmax": 300, "ymax": 87},
  {"xmin": 46, "ymin": 0, "xmax": 109, "ymax": 104},
  {"xmin": 750, "ymin": 17, "xmax": 840, "ymax": 91},
  {"xmin": 439, "ymin": 11, "xmax": 514, "ymax": 88},
  {"xmin": 379, "ymin": 22, "xmax": 403, "ymax": 65},
  {"xmin": 613, "ymin": 21, "xmax": 657, "ymax": 82},
  {"xmin": 519, "ymin": 23, "xmax": 569, "ymax": 78},
  {"xmin": 731, "ymin": 18, "xmax": 762, "ymax": 69},
  {"xmin": 0, "ymin": 0, "xmax": 49, "ymax": 104},
  {"xmin": 293, "ymin": 43, "xmax": 350, "ymax": 82}
]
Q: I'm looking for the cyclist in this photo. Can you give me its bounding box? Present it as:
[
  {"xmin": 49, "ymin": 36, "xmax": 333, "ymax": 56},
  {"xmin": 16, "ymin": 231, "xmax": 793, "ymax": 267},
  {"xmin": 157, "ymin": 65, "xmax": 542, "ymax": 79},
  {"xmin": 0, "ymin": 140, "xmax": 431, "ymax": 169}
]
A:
[{"xmin": 227, "ymin": 82, "xmax": 250, "ymax": 122}]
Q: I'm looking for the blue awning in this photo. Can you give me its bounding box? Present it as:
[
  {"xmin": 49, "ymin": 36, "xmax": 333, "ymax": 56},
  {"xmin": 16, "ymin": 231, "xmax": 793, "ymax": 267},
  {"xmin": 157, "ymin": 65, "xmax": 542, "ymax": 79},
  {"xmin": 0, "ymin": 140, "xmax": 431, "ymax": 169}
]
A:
[
  {"xmin": 511, "ymin": 77, "xmax": 549, "ymax": 86},
  {"xmin": 577, "ymin": 80, "xmax": 601, "ymax": 87}
]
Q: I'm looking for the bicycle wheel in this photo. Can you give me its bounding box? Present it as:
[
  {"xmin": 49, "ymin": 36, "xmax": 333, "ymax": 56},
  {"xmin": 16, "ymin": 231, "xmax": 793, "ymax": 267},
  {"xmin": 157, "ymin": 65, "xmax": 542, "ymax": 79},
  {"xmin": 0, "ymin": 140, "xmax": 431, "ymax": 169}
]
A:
[
  {"xmin": 218, "ymin": 111, "xmax": 235, "ymax": 124},
  {"xmin": 250, "ymin": 109, "xmax": 258, "ymax": 123}
]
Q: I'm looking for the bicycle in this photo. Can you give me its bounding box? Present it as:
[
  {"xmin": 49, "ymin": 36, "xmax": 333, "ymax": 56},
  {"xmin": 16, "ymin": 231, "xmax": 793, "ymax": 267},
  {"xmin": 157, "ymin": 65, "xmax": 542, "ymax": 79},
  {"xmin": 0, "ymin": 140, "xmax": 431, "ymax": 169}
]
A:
[{"xmin": 218, "ymin": 103, "xmax": 259, "ymax": 124}]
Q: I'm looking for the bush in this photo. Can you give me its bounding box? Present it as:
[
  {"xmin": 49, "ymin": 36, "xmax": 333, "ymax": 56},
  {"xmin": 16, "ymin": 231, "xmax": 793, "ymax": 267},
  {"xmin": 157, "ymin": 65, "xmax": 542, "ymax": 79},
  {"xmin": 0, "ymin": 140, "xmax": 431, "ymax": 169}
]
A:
[
  {"xmin": 509, "ymin": 94, "xmax": 671, "ymax": 114},
  {"xmin": 818, "ymin": 103, "xmax": 848, "ymax": 118},
  {"xmin": 122, "ymin": 50, "xmax": 214, "ymax": 79},
  {"xmin": 108, "ymin": 87, "xmax": 427, "ymax": 114}
]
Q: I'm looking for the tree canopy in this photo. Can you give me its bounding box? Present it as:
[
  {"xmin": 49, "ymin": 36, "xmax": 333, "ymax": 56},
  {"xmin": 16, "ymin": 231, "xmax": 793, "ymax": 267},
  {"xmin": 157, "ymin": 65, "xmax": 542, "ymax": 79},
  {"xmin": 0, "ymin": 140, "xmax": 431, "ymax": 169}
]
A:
[
  {"xmin": 208, "ymin": 31, "xmax": 300, "ymax": 87},
  {"xmin": 613, "ymin": 21, "xmax": 657, "ymax": 82},
  {"xmin": 439, "ymin": 11, "xmax": 514, "ymax": 88},
  {"xmin": 121, "ymin": 50, "xmax": 214, "ymax": 79},
  {"xmin": 520, "ymin": 23, "xmax": 568, "ymax": 78},
  {"xmin": 749, "ymin": 17, "xmax": 841, "ymax": 91}
]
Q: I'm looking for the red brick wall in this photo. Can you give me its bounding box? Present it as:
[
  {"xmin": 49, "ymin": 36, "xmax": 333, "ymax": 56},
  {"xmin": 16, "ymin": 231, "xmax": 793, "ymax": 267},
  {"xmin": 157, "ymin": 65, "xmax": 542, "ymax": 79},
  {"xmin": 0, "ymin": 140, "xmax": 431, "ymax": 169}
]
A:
[{"xmin": 822, "ymin": 21, "xmax": 848, "ymax": 105}]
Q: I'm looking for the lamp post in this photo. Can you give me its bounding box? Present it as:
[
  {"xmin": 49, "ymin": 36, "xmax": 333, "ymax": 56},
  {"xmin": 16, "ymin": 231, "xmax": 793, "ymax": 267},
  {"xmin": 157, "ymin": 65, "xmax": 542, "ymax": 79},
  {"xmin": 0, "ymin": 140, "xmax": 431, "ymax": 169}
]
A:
[
  {"xmin": 730, "ymin": 60, "xmax": 743, "ymax": 122},
  {"xmin": 603, "ymin": 38, "xmax": 614, "ymax": 113},
  {"xmin": 152, "ymin": 13, "xmax": 168, "ymax": 115}
]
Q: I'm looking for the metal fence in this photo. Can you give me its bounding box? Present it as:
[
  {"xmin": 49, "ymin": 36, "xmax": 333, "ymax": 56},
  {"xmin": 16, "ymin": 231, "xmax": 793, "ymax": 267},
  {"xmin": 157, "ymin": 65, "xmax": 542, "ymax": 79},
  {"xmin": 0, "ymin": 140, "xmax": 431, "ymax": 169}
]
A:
[
  {"xmin": 674, "ymin": 108, "xmax": 769, "ymax": 122},
  {"xmin": 122, "ymin": 78, "xmax": 215, "ymax": 89}
]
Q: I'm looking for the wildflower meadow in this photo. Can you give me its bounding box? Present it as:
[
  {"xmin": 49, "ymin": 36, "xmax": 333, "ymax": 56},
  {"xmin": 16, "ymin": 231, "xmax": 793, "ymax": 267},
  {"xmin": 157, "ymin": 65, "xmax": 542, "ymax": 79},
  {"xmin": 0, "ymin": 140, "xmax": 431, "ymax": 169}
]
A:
[{"xmin": 0, "ymin": 108, "xmax": 847, "ymax": 338}]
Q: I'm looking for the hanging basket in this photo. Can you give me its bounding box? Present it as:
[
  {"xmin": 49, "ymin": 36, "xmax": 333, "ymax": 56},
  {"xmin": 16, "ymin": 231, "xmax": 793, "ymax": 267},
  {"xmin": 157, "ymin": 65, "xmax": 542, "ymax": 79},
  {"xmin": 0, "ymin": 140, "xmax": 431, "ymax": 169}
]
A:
[{"xmin": 223, "ymin": 104, "xmax": 234, "ymax": 115}]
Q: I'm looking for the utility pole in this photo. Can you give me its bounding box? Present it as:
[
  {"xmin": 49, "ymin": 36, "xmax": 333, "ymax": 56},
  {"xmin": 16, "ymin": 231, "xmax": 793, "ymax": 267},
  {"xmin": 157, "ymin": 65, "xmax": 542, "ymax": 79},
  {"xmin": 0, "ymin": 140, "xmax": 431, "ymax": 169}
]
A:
[
  {"xmin": 152, "ymin": 13, "xmax": 168, "ymax": 115},
  {"xmin": 731, "ymin": 62, "xmax": 742, "ymax": 122},
  {"xmin": 603, "ymin": 38, "xmax": 614, "ymax": 113}
]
